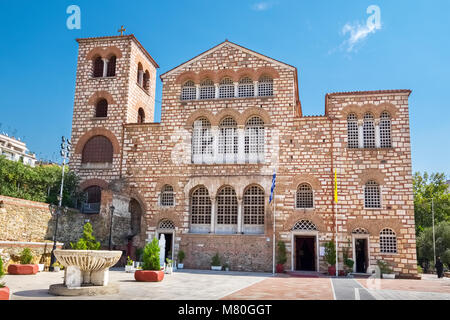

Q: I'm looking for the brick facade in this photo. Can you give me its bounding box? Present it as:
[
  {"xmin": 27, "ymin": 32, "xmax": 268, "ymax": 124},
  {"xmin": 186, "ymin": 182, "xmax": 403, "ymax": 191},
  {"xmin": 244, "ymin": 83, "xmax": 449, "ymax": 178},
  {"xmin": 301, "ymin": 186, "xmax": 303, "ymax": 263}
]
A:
[{"xmin": 69, "ymin": 35, "xmax": 417, "ymax": 277}]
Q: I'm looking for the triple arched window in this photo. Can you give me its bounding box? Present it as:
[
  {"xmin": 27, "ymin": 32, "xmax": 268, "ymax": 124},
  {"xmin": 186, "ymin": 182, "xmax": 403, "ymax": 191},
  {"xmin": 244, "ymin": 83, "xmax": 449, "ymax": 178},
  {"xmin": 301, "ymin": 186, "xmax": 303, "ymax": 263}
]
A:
[{"xmin": 347, "ymin": 112, "xmax": 392, "ymax": 149}]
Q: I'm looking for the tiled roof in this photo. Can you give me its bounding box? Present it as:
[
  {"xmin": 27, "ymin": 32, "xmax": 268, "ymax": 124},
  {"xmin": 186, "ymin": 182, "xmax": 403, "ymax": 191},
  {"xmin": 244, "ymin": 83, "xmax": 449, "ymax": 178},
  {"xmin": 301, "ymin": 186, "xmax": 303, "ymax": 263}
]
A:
[{"xmin": 326, "ymin": 89, "xmax": 411, "ymax": 97}]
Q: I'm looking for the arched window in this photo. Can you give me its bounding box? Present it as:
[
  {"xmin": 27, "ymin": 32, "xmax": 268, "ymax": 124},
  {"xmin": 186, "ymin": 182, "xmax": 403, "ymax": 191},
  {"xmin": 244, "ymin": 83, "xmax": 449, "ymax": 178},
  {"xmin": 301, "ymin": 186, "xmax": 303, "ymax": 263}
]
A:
[
  {"xmin": 106, "ymin": 55, "xmax": 116, "ymax": 77},
  {"xmin": 143, "ymin": 70, "xmax": 150, "ymax": 91},
  {"xmin": 137, "ymin": 63, "xmax": 144, "ymax": 86},
  {"xmin": 352, "ymin": 227, "xmax": 369, "ymax": 234},
  {"xmin": 160, "ymin": 185, "xmax": 174, "ymax": 207},
  {"xmin": 219, "ymin": 77, "xmax": 235, "ymax": 98},
  {"xmin": 380, "ymin": 228, "xmax": 397, "ymax": 253},
  {"xmin": 95, "ymin": 99, "xmax": 108, "ymax": 118},
  {"xmin": 245, "ymin": 116, "xmax": 265, "ymax": 161},
  {"xmin": 190, "ymin": 186, "xmax": 211, "ymax": 233},
  {"xmin": 380, "ymin": 112, "xmax": 392, "ymax": 148},
  {"xmin": 93, "ymin": 57, "xmax": 104, "ymax": 78},
  {"xmin": 292, "ymin": 220, "xmax": 317, "ymax": 231},
  {"xmin": 217, "ymin": 186, "xmax": 238, "ymax": 225},
  {"xmin": 192, "ymin": 118, "xmax": 213, "ymax": 163},
  {"xmin": 296, "ymin": 183, "xmax": 314, "ymax": 208},
  {"xmin": 243, "ymin": 186, "xmax": 265, "ymax": 232},
  {"xmin": 218, "ymin": 117, "xmax": 238, "ymax": 162},
  {"xmin": 82, "ymin": 185, "xmax": 102, "ymax": 214},
  {"xmin": 347, "ymin": 113, "xmax": 359, "ymax": 149},
  {"xmin": 364, "ymin": 180, "xmax": 381, "ymax": 208},
  {"xmin": 238, "ymin": 77, "xmax": 254, "ymax": 97},
  {"xmin": 82, "ymin": 135, "xmax": 113, "ymax": 163},
  {"xmin": 137, "ymin": 108, "xmax": 145, "ymax": 123},
  {"xmin": 363, "ymin": 113, "xmax": 376, "ymax": 148},
  {"xmin": 158, "ymin": 219, "xmax": 175, "ymax": 230},
  {"xmin": 200, "ymin": 79, "xmax": 215, "ymax": 99},
  {"xmin": 181, "ymin": 80, "xmax": 196, "ymax": 100},
  {"xmin": 258, "ymin": 76, "xmax": 273, "ymax": 97}
]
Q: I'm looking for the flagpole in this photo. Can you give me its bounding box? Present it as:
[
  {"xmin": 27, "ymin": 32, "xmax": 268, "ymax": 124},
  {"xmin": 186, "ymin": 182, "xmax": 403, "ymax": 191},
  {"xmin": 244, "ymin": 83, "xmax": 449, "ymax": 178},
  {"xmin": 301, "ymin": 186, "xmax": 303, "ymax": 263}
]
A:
[
  {"xmin": 272, "ymin": 191, "xmax": 276, "ymax": 275},
  {"xmin": 334, "ymin": 169, "xmax": 338, "ymax": 277}
]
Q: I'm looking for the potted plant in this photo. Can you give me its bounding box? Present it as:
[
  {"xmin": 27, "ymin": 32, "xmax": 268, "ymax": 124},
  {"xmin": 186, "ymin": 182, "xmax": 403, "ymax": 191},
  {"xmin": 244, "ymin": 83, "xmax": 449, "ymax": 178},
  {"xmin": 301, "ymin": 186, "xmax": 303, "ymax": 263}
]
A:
[
  {"xmin": 211, "ymin": 253, "xmax": 222, "ymax": 271},
  {"xmin": 377, "ymin": 260, "xmax": 395, "ymax": 279},
  {"xmin": 125, "ymin": 256, "xmax": 134, "ymax": 273},
  {"xmin": 342, "ymin": 241, "xmax": 354, "ymax": 276},
  {"xmin": 134, "ymin": 238, "xmax": 164, "ymax": 282},
  {"xmin": 276, "ymin": 241, "xmax": 287, "ymax": 273},
  {"xmin": 0, "ymin": 257, "xmax": 10, "ymax": 300},
  {"xmin": 52, "ymin": 262, "xmax": 62, "ymax": 272},
  {"xmin": 7, "ymin": 248, "xmax": 38, "ymax": 275},
  {"xmin": 324, "ymin": 241, "xmax": 337, "ymax": 276},
  {"xmin": 165, "ymin": 258, "xmax": 173, "ymax": 274},
  {"xmin": 223, "ymin": 263, "xmax": 230, "ymax": 272},
  {"xmin": 177, "ymin": 250, "xmax": 185, "ymax": 269}
]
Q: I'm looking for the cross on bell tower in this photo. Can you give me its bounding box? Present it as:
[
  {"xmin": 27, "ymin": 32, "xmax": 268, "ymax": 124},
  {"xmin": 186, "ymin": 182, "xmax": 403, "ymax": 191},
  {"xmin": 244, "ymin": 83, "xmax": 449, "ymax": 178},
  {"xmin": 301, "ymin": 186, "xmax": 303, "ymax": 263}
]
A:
[{"xmin": 118, "ymin": 25, "xmax": 126, "ymax": 36}]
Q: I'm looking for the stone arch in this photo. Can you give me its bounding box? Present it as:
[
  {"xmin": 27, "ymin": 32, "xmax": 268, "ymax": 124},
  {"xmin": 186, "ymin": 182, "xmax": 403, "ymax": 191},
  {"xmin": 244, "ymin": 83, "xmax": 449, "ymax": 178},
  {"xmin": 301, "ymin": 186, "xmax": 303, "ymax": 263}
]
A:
[
  {"xmin": 216, "ymin": 108, "xmax": 242, "ymax": 126},
  {"xmin": 155, "ymin": 177, "xmax": 181, "ymax": 194},
  {"xmin": 87, "ymin": 91, "xmax": 116, "ymax": 106},
  {"xmin": 358, "ymin": 168, "xmax": 386, "ymax": 185},
  {"xmin": 283, "ymin": 211, "xmax": 325, "ymax": 232},
  {"xmin": 198, "ymin": 70, "xmax": 217, "ymax": 83},
  {"xmin": 236, "ymin": 68, "xmax": 257, "ymax": 81},
  {"xmin": 216, "ymin": 69, "xmax": 237, "ymax": 83},
  {"xmin": 74, "ymin": 128, "xmax": 120, "ymax": 155},
  {"xmin": 291, "ymin": 174, "xmax": 321, "ymax": 190},
  {"xmin": 134, "ymin": 55, "xmax": 153, "ymax": 74},
  {"xmin": 346, "ymin": 217, "xmax": 375, "ymax": 234},
  {"xmin": 340, "ymin": 103, "xmax": 399, "ymax": 119},
  {"xmin": 185, "ymin": 109, "xmax": 215, "ymax": 128},
  {"xmin": 86, "ymin": 46, "xmax": 123, "ymax": 60},
  {"xmin": 376, "ymin": 103, "xmax": 398, "ymax": 118},
  {"xmin": 176, "ymin": 71, "xmax": 199, "ymax": 85},
  {"xmin": 241, "ymin": 107, "xmax": 272, "ymax": 125},
  {"xmin": 79, "ymin": 178, "xmax": 109, "ymax": 191},
  {"xmin": 255, "ymin": 66, "xmax": 280, "ymax": 79}
]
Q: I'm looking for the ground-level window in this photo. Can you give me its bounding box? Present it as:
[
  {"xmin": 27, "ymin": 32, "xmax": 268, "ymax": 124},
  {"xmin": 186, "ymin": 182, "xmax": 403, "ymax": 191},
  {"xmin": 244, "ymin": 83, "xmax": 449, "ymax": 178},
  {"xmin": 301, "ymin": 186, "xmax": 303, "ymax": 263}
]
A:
[
  {"xmin": 216, "ymin": 186, "xmax": 238, "ymax": 225},
  {"xmin": 379, "ymin": 228, "xmax": 397, "ymax": 253},
  {"xmin": 190, "ymin": 186, "xmax": 211, "ymax": 227},
  {"xmin": 243, "ymin": 186, "xmax": 265, "ymax": 225}
]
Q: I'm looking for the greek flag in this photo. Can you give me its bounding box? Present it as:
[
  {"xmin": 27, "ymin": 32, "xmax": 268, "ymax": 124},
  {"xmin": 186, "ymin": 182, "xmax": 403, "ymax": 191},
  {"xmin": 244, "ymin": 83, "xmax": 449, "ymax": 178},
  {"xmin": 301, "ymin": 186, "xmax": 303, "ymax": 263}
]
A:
[{"xmin": 269, "ymin": 172, "xmax": 276, "ymax": 203}]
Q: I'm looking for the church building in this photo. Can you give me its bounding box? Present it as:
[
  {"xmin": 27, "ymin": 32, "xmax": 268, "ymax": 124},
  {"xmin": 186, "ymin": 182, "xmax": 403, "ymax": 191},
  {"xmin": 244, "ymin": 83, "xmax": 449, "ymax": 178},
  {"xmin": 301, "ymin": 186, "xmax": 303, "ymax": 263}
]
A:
[{"xmin": 69, "ymin": 33, "xmax": 418, "ymax": 278}]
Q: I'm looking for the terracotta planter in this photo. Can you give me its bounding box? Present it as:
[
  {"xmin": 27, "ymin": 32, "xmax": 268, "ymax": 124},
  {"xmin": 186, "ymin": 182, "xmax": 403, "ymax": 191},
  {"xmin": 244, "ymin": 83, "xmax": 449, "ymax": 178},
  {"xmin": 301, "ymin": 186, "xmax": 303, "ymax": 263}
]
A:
[
  {"xmin": 276, "ymin": 264, "xmax": 284, "ymax": 273},
  {"xmin": 0, "ymin": 287, "xmax": 10, "ymax": 300},
  {"xmin": 328, "ymin": 265, "xmax": 336, "ymax": 276},
  {"xmin": 7, "ymin": 264, "xmax": 38, "ymax": 275},
  {"xmin": 134, "ymin": 270, "xmax": 164, "ymax": 282}
]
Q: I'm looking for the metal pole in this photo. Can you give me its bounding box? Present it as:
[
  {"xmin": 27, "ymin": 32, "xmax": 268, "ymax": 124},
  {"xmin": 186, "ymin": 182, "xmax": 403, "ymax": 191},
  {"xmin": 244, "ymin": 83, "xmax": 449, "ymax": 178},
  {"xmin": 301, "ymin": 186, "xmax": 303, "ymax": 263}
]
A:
[
  {"xmin": 432, "ymin": 197, "xmax": 436, "ymax": 266},
  {"xmin": 109, "ymin": 205, "xmax": 115, "ymax": 250},
  {"xmin": 335, "ymin": 201, "xmax": 338, "ymax": 277},
  {"xmin": 272, "ymin": 191, "xmax": 276, "ymax": 275}
]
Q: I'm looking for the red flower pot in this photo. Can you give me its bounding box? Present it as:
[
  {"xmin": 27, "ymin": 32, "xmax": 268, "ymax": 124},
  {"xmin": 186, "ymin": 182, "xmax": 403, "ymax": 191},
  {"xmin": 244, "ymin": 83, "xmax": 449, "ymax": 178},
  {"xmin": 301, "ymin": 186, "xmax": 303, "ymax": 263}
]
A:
[
  {"xmin": 0, "ymin": 287, "xmax": 10, "ymax": 300},
  {"xmin": 7, "ymin": 264, "xmax": 38, "ymax": 275},
  {"xmin": 328, "ymin": 265, "xmax": 336, "ymax": 276},
  {"xmin": 134, "ymin": 270, "xmax": 165, "ymax": 282},
  {"xmin": 276, "ymin": 264, "xmax": 284, "ymax": 273}
]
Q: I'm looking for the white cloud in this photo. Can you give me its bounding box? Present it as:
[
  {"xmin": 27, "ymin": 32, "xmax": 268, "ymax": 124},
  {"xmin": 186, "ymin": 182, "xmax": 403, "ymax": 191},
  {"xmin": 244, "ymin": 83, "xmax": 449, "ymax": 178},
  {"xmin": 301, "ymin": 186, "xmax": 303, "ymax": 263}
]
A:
[
  {"xmin": 251, "ymin": 2, "xmax": 272, "ymax": 11},
  {"xmin": 340, "ymin": 21, "xmax": 381, "ymax": 52}
]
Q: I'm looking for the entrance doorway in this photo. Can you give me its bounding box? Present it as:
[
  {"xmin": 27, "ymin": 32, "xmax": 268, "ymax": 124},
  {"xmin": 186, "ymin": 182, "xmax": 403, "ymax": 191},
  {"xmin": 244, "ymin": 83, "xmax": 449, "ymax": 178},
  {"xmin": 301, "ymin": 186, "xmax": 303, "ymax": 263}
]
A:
[
  {"xmin": 159, "ymin": 233, "xmax": 173, "ymax": 262},
  {"xmin": 355, "ymin": 238, "xmax": 368, "ymax": 273},
  {"xmin": 295, "ymin": 236, "xmax": 316, "ymax": 271}
]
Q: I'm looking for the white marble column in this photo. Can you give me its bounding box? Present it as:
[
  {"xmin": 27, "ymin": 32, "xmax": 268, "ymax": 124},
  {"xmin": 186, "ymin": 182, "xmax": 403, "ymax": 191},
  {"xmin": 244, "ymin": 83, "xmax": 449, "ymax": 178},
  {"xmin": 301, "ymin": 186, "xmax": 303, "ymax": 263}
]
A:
[
  {"xmin": 237, "ymin": 197, "xmax": 243, "ymax": 234},
  {"xmin": 138, "ymin": 70, "xmax": 144, "ymax": 86},
  {"xmin": 375, "ymin": 119, "xmax": 381, "ymax": 148},
  {"xmin": 215, "ymin": 84, "xmax": 219, "ymax": 99},
  {"xmin": 358, "ymin": 119, "xmax": 364, "ymax": 148},
  {"xmin": 237, "ymin": 126, "xmax": 245, "ymax": 164},
  {"xmin": 254, "ymin": 81, "xmax": 259, "ymax": 97},
  {"xmin": 234, "ymin": 82, "xmax": 239, "ymax": 98},
  {"xmin": 211, "ymin": 126, "xmax": 219, "ymax": 164},
  {"xmin": 102, "ymin": 58, "xmax": 109, "ymax": 77},
  {"xmin": 196, "ymin": 85, "xmax": 200, "ymax": 100},
  {"xmin": 210, "ymin": 197, "xmax": 216, "ymax": 234}
]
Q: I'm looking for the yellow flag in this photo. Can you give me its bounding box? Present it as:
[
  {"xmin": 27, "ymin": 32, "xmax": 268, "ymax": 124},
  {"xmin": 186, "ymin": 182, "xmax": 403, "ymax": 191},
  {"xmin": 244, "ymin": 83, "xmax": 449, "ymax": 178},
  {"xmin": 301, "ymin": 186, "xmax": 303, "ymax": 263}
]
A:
[{"xmin": 334, "ymin": 169, "xmax": 338, "ymax": 203}]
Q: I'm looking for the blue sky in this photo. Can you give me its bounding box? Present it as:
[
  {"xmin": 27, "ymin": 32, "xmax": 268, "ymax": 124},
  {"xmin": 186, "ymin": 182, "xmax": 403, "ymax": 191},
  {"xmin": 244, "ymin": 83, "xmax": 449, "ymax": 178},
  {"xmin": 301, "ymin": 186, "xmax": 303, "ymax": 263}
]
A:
[{"xmin": 0, "ymin": 0, "xmax": 449, "ymax": 175}]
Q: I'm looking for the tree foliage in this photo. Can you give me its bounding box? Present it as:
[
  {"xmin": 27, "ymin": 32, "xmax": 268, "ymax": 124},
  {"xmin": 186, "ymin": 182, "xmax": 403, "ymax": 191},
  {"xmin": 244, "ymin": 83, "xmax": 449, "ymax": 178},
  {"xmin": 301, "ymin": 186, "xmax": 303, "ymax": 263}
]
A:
[
  {"xmin": 417, "ymin": 221, "xmax": 450, "ymax": 267},
  {"xmin": 276, "ymin": 241, "xmax": 287, "ymax": 265},
  {"xmin": 70, "ymin": 222, "xmax": 101, "ymax": 250},
  {"xmin": 142, "ymin": 238, "xmax": 161, "ymax": 271},
  {"xmin": 413, "ymin": 172, "xmax": 450, "ymax": 235},
  {"xmin": 0, "ymin": 156, "xmax": 81, "ymax": 207}
]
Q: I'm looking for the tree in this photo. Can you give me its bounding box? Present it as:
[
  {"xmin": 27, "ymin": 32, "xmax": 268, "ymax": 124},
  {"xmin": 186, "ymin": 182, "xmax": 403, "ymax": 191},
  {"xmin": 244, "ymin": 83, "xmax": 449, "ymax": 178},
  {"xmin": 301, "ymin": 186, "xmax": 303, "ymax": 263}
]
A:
[
  {"xmin": 413, "ymin": 172, "xmax": 450, "ymax": 235},
  {"xmin": 142, "ymin": 238, "xmax": 161, "ymax": 271},
  {"xmin": 324, "ymin": 240, "xmax": 336, "ymax": 266},
  {"xmin": 276, "ymin": 241, "xmax": 287, "ymax": 265},
  {"xmin": 70, "ymin": 222, "xmax": 101, "ymax": 250},
  {"xmin": 417, "ymin": 221, "xmax": 450, "ymax": 268}
]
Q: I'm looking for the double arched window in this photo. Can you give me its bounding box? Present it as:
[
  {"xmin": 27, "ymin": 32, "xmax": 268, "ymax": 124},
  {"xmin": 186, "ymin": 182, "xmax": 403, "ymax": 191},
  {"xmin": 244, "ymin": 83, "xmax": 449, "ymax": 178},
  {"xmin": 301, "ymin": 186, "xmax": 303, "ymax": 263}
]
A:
[
  {"xmin": 380, "ymin": 228, "xmax": 397, "ymax": 253},
  {"xmin": 93, "ymin": 55, "xmax": 116, "ymax": 78},
  {"xmin": 364, "ymin": 180, "xmax": 381, "ymax": 208},
  {"xmin": 238, "ymin": 77, "xmax": 254, "ymax": 97},
  {"xmin": 219, "ymin": 78, "xmax": 235, "ymax": 98},
  {"xmin": 82, "ymin": 135, "xmax": 113, "ymax": 164},
  {"xmin": 181, "ymin": 80, "xmax": 196, "ymax": 100},
  {"xmin": 200, "ymin": 79, "xmax": 215, "ymax": 100},
  {"xmin": 95, "ymin": 99, "xmax": 108, "ymax": 118},
  {"xmin": 296, "ymin": 183, "xmax": 314, "ymax": 208},
  {"xmin": 258, "ymin": 76, "xmax": 273, "ymax": 97}
]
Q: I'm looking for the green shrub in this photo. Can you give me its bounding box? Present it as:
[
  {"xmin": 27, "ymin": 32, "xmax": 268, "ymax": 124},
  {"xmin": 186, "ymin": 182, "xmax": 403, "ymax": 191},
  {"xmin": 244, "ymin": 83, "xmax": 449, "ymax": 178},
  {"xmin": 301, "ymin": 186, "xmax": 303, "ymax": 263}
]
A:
[
  {"xmin": 20, "ymin": 248, "xmax": 33, "ymax": 264},
  {"xmin": 177, "ymin": 250, "xmax": 185, "ymax": 263},
  {"xmin": 70, "ymin": 222, "xmax": 101, "ymax": 250},
  {"xmin": 276, "ymin": 241, "xmax": 287, "ymax": 265},
  {"xmin": 142, "ymin": 238, "xmax": 161, "ymax": 271},
  {"xmin": 417, "ymin": 265, "xmax": 423, "ymax": 274},
  {"xmin": 0, "ymin": 258, "xmax": 5, "ymax": 288},
  {"xmin": 377, "ymin": 260, "xmax": 393, "ymax": 274},
  {"xmin": 127, "ymin": 256, "xmax": 133, "ymax": 266},
  {"xmin": 211, "ymin": 253, "xmax": 221, "ymax": 266},
  {"xmin": 135, "ymin": 247, "xmax": 144, "ymax": 261},
  {"xmin": 324, "ymin": 241, "xmax": 336, "ymax": 266}
]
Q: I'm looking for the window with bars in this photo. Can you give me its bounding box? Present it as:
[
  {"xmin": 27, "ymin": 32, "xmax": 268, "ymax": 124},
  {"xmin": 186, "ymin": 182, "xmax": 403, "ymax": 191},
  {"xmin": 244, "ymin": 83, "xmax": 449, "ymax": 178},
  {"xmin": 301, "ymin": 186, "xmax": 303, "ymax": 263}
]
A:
[
  {"xmin": 363, "ymin": 113, "xmax": 376, "ymax": 148},
  {"xmin": 380, "ymin": 228, "xmax": 397, "ymax": 253},
  {"xmin": 95, "ymin": 99, "xmax": 108, "ymax": 118},
  {"xmin": 190, "ymin": 186, "xmax": 211, "ymax": 225},
  {"xmin": 258, "ymin": 76, "xmax": 273, "ymax": 97},
  {"xmin": 219, "ymin": 78, "xmax": 235, "ymax": 98},
  {"xmin": 160, "ymin": 185, "xmax": 174, "ymax": 207},
  {"xmin": 143, "ymin": 70, "xmax": 150, "ymax": 92},
  {"xmin": 200, "ymin": 79, "xmax": 215, "ymax": 100},
  {"xmin": 192, "ymin": 118, "xmax": 213, "ymax": 157},
  {"xmin": 380, "ymin": 112, "xmax": 392, "ymax": 148},
  {"xmin": 292, "ymin": 220, "xmax": 317, "ymax": 231},
  {"xmin": 217, "ymin": 186, "xmax": 238, "ymax": 225},
  {"xmin": 218, "ymin": 117, "xmax": 238, "ymax": 155},
  {"xmin": 352, "ymin": 227, "xmax": 369, "ymax": 234},
  {"xmin": 245, "ymin": 116, "xmax": 265, "ymax": 155},
  {"xmin": 106, "ymin": 56, "xmax": 116, "ymax": 77},
  {"xmin": 82, "ymin": 135, "xmax": 113, "ymax": 163},
  {"xmin": 243, "ymin": 186, "xmax": 265, "ymax": 225},
  {"xmin": 238, "ymin": 77, "xmax": 254, "ymax": 97},
  {"xmin": 181, "ymin": 80, "xmax": 196, "ymax": 100},
  {"xmin": 93, "ymin": 57, "xmax": 104, "ymax": 78},
  {"xmin": 347, "ymin": 113, "xmax": 359, "ymax": 149},
  {"xmin": 137, "ymin": 108, "xmax": 145, "ymax": 123},
  {"xmin": 159, "ymin": 219, "xmax": 175, "ymax": 230},
  {"xmin": 296, "ymin": 183, "xmax": 314, "ymax": 208},
  {"xmin": 364, "ymin": 180, "xmax": 381, "ymax": 208}
]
